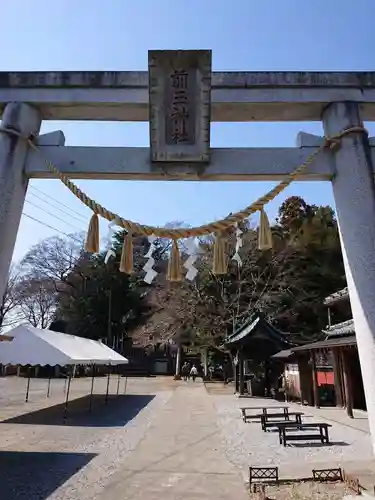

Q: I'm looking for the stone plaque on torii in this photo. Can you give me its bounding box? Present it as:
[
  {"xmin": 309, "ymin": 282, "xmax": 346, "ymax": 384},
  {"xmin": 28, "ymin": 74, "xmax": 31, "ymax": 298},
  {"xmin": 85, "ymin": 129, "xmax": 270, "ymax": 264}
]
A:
[
  {"xmin": 1, "ymin": 50, "xmax": 375, "ymax": 451},
  {"xmin": 148, "ymin": 50, "xmax": 211, "ymax": 163}
]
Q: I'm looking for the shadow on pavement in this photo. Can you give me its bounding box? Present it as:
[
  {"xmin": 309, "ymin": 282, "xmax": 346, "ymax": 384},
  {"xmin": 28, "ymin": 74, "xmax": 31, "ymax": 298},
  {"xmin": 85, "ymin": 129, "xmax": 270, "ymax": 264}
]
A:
[
  {"xmin": 0, "ymin": 450, "xmax": 96, "ymax": 500},
  {"xmin": 1, "ymin": 394, "xmax": 155, "ymax": 427},
  {"xmin": 286, "ymin": 440, "xmax": 349, "ymax": 448}
]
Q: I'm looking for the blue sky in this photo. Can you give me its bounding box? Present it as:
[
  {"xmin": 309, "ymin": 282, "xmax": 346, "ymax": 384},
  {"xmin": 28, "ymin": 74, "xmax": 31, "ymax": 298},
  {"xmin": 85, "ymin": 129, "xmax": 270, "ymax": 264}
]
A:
[{"xmin": 3, "ymin": 0, "xmax": 375, "ymax": 262}]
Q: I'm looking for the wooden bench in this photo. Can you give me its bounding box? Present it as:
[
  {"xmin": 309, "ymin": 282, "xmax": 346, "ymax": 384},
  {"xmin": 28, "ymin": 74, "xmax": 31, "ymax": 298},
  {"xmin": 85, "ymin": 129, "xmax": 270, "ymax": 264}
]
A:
[
  {"xmin": 240, "ymin": 406, "xmax": 289, "ymax": 422},
  {"xmin": 249, "ymin": 466, "xmax": 279, "ymax": 486},
  {"xmin": 278, "ymin": 422, "xmax": 331, "ymax": 446},
  {"xmin": 260, "ymin": 412, "xmax": 303, "ymax": 431}
]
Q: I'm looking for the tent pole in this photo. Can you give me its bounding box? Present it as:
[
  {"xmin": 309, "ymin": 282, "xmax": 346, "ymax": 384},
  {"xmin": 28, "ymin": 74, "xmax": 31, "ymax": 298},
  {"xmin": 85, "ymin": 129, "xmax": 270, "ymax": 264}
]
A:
[
  {"xmin": 89, "ymin": 365, "xmax": 95, "ymax": 412},
  {"xmin": 105, "ymin": 367, "xmax": 110, "ymax": 404},
  {"xmin": 63, "ymin": 372, "xmax": 72, "ymax": 424},
  {"xmin": 63, "ymin": 374, "xmax": 67, "ymax": 394},
  {"xmin": 25, "ymin": 367, "xmax": 31, "ymax": 403},
  {"xmin": 124, "ymin": 376, "xmax": 128, "ymax": 395},
  {"xmin": 47, "ymin": 367, "xmax": 51, "ymax": 398},
  {"xmin": 116, "ymin": 365, "xmax": 120, "ymax": 395}
]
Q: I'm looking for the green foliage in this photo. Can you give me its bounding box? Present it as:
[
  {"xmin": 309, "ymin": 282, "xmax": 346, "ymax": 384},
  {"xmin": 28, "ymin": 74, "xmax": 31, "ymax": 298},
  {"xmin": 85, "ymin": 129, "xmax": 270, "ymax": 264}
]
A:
[
  {"xmin": 270, "ymin": 198, "xmax": 346, "ymax": 340},
  {"xmin": 54, "ymin": 231, "xmax": 160, "ymax": 342}
]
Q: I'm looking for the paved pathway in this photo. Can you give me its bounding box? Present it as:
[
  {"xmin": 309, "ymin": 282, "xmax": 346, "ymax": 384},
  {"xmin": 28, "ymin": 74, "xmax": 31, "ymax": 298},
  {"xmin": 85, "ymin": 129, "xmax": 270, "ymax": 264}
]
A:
[{"xmin": 97, "ymin": 383, "xmax": 247, "ymax": 500}]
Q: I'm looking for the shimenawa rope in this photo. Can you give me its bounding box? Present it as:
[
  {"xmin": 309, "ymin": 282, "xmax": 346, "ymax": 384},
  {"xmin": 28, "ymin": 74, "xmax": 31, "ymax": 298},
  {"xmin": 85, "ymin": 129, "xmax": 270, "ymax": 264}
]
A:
[{"xmin": 0, "ymin": 126, "xmax": 367, "ymax": 239}]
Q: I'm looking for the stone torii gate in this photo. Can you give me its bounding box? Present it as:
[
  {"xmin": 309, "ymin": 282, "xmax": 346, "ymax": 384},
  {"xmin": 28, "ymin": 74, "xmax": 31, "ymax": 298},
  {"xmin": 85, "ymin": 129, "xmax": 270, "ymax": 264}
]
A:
[{"xmin": 1, "ymin": 50, "xmax": 375, "ymax": 449}]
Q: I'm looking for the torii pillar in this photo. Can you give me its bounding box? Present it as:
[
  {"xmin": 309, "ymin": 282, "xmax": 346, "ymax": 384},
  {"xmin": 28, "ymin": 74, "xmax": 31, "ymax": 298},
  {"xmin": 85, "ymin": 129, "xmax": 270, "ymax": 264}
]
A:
[
  {"xmin": 0, "ymin": 103, "xmax": 41, "ymax": 299},
  {"xmin": 323, "ymin": 102, "xmax": 375, "ymax": 452}
]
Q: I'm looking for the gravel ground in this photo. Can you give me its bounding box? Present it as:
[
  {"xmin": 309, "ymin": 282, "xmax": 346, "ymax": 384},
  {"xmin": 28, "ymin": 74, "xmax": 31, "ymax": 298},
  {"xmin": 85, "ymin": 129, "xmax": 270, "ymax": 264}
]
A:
[
  {"xmin": 249, "ymin": 481, "xmax": 352, "ymax": 500},
  {"xmin": 212, "ymin": 396, "xmax": 373, "ymax": 476}
]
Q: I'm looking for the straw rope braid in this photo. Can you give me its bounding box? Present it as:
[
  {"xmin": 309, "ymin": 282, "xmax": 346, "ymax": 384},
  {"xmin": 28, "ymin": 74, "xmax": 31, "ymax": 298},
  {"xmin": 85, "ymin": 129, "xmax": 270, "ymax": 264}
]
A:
[{"xmin": 0, "ymin": 126, "xmax": 367, "ymax": 239}]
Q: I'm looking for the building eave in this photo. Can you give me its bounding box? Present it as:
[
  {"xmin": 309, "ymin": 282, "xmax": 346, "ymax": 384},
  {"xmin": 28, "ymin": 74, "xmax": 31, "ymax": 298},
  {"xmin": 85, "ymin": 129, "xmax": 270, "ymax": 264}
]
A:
[
  {"xmin": 323, "ymin": 319, "xmax": 355, "ymax": 337},
  {"xmin": 291, "ymin": 335, "xmax": 356, "ymax": 352},
  {"xmin": 324, "ymin": 287, "xmax": 349, "ymax": 306}
]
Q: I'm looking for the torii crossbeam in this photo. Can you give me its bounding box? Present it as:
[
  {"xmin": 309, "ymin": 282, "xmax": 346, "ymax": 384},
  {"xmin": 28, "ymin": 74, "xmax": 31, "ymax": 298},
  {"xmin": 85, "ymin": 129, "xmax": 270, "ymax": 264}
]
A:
[{"xmin": 1, "ymin": 50, "xmax": 375, "ymax": 453}]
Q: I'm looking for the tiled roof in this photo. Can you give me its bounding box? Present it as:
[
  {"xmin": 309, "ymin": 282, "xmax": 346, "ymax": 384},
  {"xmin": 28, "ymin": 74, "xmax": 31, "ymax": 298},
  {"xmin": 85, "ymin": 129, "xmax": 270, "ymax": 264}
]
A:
[
  {"xmin": 271, "ymin": 349, "xmax": 294, "ymax": 359},
  {"xmin": 323, "ymin": 319, "xmax": 355, "ymax": 337},
  {"xmin": 226, "ymin": 316, "xmax": 260, "ymax": 344},
  {"xmin": 292, "ymin": 335, "xmax": 356, "ymax": 352},
  {"xmin": 324, "ymin": 287, "xmax": 349, "ymax": 306},
  {"xmin": 225, "ymin": 313, "xmax": 292, "ymax": 347}
]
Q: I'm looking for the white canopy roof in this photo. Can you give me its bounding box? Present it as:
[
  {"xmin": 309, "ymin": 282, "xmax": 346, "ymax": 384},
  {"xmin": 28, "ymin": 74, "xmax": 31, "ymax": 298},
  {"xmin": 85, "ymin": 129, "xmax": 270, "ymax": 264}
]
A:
[{"xmin": 0, "ymin": 324, "xmax": 129, "ymax": 367}]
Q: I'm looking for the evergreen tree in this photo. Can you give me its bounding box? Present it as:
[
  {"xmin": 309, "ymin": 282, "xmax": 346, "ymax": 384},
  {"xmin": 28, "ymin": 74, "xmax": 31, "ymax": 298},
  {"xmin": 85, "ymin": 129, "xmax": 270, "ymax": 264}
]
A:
[{"xmin": 54, "ymin": 230, "xmax": 164, "ymax": 343}]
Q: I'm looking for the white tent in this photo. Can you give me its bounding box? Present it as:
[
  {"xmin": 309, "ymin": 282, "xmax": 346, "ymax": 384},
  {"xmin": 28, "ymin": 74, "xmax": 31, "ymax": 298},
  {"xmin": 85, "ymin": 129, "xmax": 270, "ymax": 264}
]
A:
[{"xmin": 0, "ymin": 324, "xmax": 128, "ymax": 367}]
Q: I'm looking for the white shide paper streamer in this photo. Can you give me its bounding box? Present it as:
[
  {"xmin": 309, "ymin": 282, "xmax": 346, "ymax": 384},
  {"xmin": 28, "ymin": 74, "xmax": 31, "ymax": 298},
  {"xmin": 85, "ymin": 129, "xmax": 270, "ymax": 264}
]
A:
[
  {"xmin": 183, "ymin": 237, "xmax": 203, "ymax": 281},
  {"xmin": 143, "ymin": 235, "xmax": 158, "ymax": 284},
  {"xmin": 104, "ymin": 221, "xmax": 117, "ymax": 264},
  {"xmin": 231, "ymin": 225, "xmax": 243, "ymax": 266}
]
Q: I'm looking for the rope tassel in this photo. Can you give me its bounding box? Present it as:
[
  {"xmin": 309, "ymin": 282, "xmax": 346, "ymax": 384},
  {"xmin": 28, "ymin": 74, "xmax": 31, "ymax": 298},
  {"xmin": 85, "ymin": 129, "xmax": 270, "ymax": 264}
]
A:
[
  {"xmin": 213, "ymin": 233, "xmax": 228, "ymax": 275},
  {"xmin": 167, "ymin": 240, "xmax": 182, "ymax": 282},
  {"xmin": 85, "ymin": 213, "xmax": 99, "ymax": 253},
  {"xmin": 120, "ymin": 232, "xmax": 134, "ymax": 274},
  {"xmin": 258, "ymin": 208, "xmax": 273, "ymax": 250}
]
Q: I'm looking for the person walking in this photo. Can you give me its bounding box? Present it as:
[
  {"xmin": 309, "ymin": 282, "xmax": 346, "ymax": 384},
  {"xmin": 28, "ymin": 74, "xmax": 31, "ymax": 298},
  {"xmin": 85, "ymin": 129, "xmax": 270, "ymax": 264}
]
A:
[
  {"xmin": 190, "ymin": 364, "xmax": 198, "ymax": 382},
  {"xmin": 182, "ymin": 362, "xmax": 190, "ymax": 381}
]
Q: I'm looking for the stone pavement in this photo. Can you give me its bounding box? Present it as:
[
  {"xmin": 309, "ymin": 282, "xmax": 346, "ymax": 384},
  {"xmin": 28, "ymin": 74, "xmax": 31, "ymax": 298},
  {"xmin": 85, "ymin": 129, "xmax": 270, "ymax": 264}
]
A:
[{"xmin": 97, "ymin": 382, "xmax": 248, "ymax": 500}]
